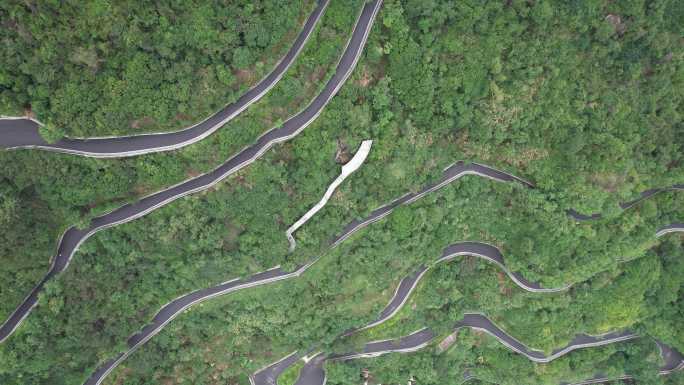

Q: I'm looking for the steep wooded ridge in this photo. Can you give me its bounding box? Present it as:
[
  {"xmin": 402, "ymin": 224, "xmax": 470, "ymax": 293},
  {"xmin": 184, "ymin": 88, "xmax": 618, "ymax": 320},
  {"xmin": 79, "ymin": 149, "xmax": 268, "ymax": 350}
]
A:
[
  {"xmin": 0, "ymin": 1, "xmax": 321, "ymax": 138},
  {"xmin": 76, "ymin": 153, "xmax": 681, "ymax": 384},
  {"xmin": 0, "ymin": 0, "xmax": 380, "ymax": 345},
  {"xmin": 81, "ymin": 2, "xmax": 381, "ymax": 384},
  {"xmin": 0, "ymin": 1, "xmax": 329, "ymax": 157},
  {"xmin": 0, "ymin": 1, "xmax": 682, "ymax": 385},
  {"xmin": 250, "ymin": 230, "xmax": 682, "ymax": 385}
]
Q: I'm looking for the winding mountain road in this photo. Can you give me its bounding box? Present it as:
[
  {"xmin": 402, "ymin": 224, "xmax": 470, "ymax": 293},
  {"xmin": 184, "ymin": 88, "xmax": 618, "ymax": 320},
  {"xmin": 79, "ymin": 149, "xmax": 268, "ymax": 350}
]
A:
[
  {"xmin": 252, "ymin": 232, "xmax": 683, "ymax": 385},
  {"xmin": 330, "ymin": 225, "xmax": 684, "ymax": 377},
  {"xmin": 274, "ymin": 314, "xmax": 682, "ymax": 385},
  {"xmin": 84, "ymin": 260, "xmax": 321, "ymax": 385},
  {"xmin": 656, "ymin": 222, "xmax": 684, "ymax": 237},
  {"xmin": 567, "ymin": 184, "xmax": 684, "ymax": 221},
  {"xmin": 78, "ymin": 156, "xmax": 558, "ymax": 384},
  {"xmin": 463, "ymin": 341, "xmax": 684, "ymax": 385},
  {"xmin": 561, "ymin": 341, "xmax": 684, "ymax": 385},
  {"xmin": 235, "ymin": 149, "xmax": 683, "ymax": 385},
  {"xmin": 450, "ymin": 313, "xmax": 637, "ymax": 364},
  {"xmin": 333, "ymin": 328, "xmax": 436, "ymax": 361},
  {"xmin": 83, "ymin": 156, "xmax": 564, "ymax": 384},
  {"xmin": 85, "ymin": 206, "xmax": 677, "ymax": 385},
  {"xmin": 331, "ymin": 161, "xmax": 533, "ymax": 247},
  {"xmin": 251, "ymin": 227, "xmax": 683, "ymax": 385},
  {"xmin": 331, "ymin": 160, "xmax": 682, "ymax": 247},
  {"xmin": 0, "ymin": 0, "xmax": 382, "ymax": 345},
  {"xmin": 344, "ymin": 242, "xmax": 569, "ymax": 337},
  {"xmin": 334, "ymin": 313, "xmax": 631, "ymax": 365},
  {"xmin": 0, "ymin": 0, "xmax": 329, "ymax": 158}
]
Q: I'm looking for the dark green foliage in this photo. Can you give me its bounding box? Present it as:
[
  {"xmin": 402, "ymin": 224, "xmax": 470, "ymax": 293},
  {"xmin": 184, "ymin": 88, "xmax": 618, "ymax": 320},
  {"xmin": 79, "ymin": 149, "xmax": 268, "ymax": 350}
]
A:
[
  {"xmin": 0, "ymin": 0, "xmax": 313, "ymax": 138},
  {"xmin": 0, "ymin": 0, "xmax": 682, "ymax": 384},
  {"xmin": 326, "ymin": 337, "xmax": 665, "ymax": 385}
]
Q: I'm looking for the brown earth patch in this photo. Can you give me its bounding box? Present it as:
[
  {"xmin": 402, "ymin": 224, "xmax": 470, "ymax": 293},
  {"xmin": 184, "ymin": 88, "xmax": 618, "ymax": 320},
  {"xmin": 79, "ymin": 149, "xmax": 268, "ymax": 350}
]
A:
[
  {"xmin": 497, "ymin": 271, "xmax": 512, "ymax": 296},
  {"xmin": 235, "ymin": 68, "xmax": 255, "ymax": 83},
  {"xmin": 605, "ymin": 14, "xmax": 626, "ymax": 36},
  {"xmin": 308, "ymin": 65, "xmax": 327, "ymax": 83},
  {"xmin": 356, "ymin": 66, "xmax": 372, "ymax": 87},
  {"xmin": 174, "ymin": 112, "xmax": 192, "ymax": 122},
  {"xmin": 335, "ymin": 138, "xmax": 351, "ymax": 164},
  {"xmin": 589, "ymin": 172, "xmax": 625, "ymax": 193},
  {"xmin": 186, "ymin": 168, "xmax": 202, "ymax": 178},
  {"xmin": 437, "ymin": 330, "xmax": 459, "ymax": 353},
  {"xmin": 130, "ymin": 116, "xmax": 155, "ymax": 129}
]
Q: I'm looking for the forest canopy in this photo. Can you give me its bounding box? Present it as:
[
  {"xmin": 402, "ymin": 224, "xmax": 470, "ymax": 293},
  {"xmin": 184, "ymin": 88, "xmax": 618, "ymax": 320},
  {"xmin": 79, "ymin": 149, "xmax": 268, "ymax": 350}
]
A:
[
  {"xmin": 0, "ymin": 0, "xmax": 682, "ymax": 385},
  {"xmin": 0, "ymin": 0, "xmax": 313, "ymax": 138}
]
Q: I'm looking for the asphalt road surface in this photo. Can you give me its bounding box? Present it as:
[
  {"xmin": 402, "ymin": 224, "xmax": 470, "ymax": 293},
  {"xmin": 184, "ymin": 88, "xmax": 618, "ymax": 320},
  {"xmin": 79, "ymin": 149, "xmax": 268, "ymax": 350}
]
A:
[
  {"xmin": 0, "ymin": 0, "xmax": 382, "ymax": 347},
  {"xmin": 251, "ymin": 352, "xmax": 301, "ymax": 385},
  {"xmin": 295, "ymin": 354, "xmax": 328, "ymax": 385},
  {"xmin": 275, "ymin": 314, "xmax": 681, "ymax": 385},
  {"xmin": 0, "ymin": 0, "xmax": 329, "ymax": 157},
  {"xmin": 331, "ymin": 161, "xmax": 682, "ymax": 247},
  {"xmin": 1, "ymin": 1, "xmax": 680, "ymax": 382},
  {"xmin": 344, "ymin": 241, "xmax": 570, "ymax": 337},
  {"xmin": 453, "ymin": 313, "xmax": 638, "ymax": 364},
  {"xmin": 331, "ymin": 161, "xmax": 534, "ymax": 247},
  {"xmin": 656, "ymin": 222, "xmax": 684, "ymax": 237},
  {"xmin": 568, "ymin": 184, "xmax": 683, "ymax": 221}
]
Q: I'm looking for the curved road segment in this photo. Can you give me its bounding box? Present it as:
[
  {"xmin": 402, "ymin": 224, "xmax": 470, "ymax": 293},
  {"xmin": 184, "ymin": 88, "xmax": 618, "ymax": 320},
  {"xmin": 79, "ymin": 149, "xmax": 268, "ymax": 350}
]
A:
[
  {"xmin": 561, "ymin": 342, "xmax": 684, "ymax": 385},
  {"xmin": 656, "ymin": 222, "xmax": 684, "ymax": 237},
  {"xmin": 250, "ymin": 351, "xmax": 301, "ymax": 385},
  {"xmin": 0, "ymin": 0, "xmax": 679, "ymax": 382},
  {"xmin": 330, "ymin": 160, "xmax": 680, "ymax": 247},
  {"xmin": 275, "ymin": 315, "xmax": 681, "ymax": 385},
  {"xmin": 252, "ymin": 352, "xmax": 328, "ymax": 385},
  {"xmin": 81, "ymin": 158, "xmax": 560, "ymax": 385},
  {"xmin": 567, "ymin": 184, "xmax": 684, "ymax": 221},
  {"xmin": 0, "ymin": 0, "xmax": 329, "ymax": 158},
  {"xmin": 331, "ymin": 161, "xmax": 534, "ymax": 247},
  {"xmin": 0, "ymin": 0, "xmax": 382, "ymax": 345},
  {"xmin": 253, "ymin": 230, "xmax": 683, "ymax": 385},
  {"xmin": 465, "ymin": 341, "xmax": 684, "ymax": 385},
  {"xmin": 344, "ymin": 242, "xmax": 570, "ymax": 337},
  {"xmin": 84, "ymin": 260, "xmax": 320, "ymax": 385}
]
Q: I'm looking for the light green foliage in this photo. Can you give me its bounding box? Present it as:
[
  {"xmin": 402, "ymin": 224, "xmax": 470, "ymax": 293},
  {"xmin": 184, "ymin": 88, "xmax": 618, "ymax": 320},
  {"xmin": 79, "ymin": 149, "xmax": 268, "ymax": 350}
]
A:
[
  {"xmin": 0, "ymin": 0, "xmax": 682, "ymax": 384},
  {"xmin": 0, "ymin": 0, "xmax": 313, "ymax": 138}
]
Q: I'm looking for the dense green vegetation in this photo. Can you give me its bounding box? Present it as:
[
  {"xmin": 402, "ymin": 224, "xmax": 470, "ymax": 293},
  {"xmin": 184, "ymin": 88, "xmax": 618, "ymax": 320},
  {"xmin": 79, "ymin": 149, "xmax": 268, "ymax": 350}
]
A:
[
  {"xmin": 333, "ymin": 225, "xmax": 684, "ymax": 354},
  {"xmin": 326, "ymin": 337, "xmax": 668, "ymax": 385},
  {"xmin": 0, "ymin": 0, "xmax": 682, "ymax": 385},
  {"xmin": 0, "ymin": 0, "xmax": 358, "ymax": 323},
  {"xmin": 0, "ymin": 0, "xmax": 315, "ymax": 138}
]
